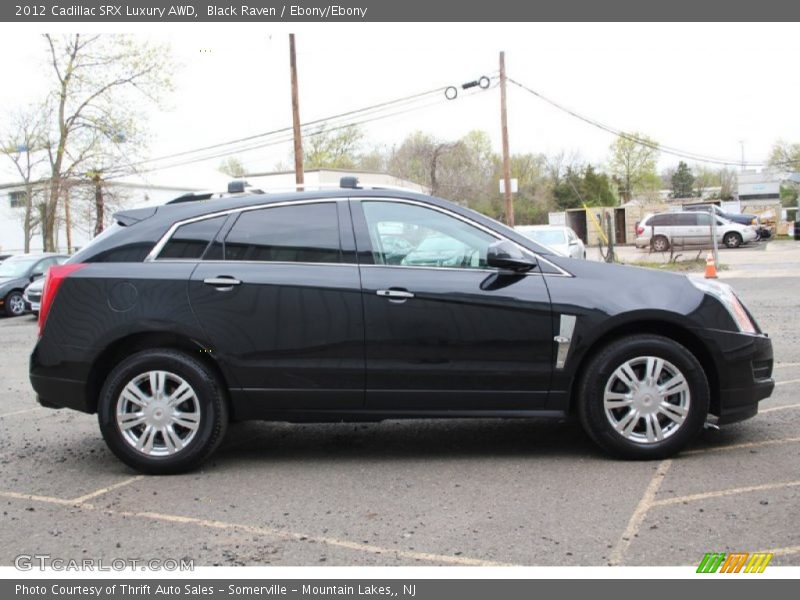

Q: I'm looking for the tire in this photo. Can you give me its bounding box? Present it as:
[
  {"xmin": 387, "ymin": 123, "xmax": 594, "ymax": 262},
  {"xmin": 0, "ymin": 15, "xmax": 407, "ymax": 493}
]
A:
[
  {"xmin": 97, "ymin": 349, "xmax": 228, "ymax": 474},
  {"xmin": 577, "ymin": 335, "xmax": 709, "ymax": 460},
  {"xmin": 4, "ymin": 291, "xmax": 26, "ymax": 317},
  {"xmin": 723, "ymin": 232, "xmax": 743, "ymax": 249},
  {"xmin": 651, "ymin": 235, "xmax": 670, "ymax": 252}
]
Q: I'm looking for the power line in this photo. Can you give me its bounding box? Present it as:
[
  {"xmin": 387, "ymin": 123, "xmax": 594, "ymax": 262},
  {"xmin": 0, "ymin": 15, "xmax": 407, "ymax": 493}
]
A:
[
  {"xmin": 508, "ymin": 77, "xmax": 799, "ymax": 169},
  {"xmin": 118, "ymin": 84, "xmax": 452, "ymax": 172},
  {"xmin": 106, "ymin": 80, "xmax": 496, "ymax": 179}
]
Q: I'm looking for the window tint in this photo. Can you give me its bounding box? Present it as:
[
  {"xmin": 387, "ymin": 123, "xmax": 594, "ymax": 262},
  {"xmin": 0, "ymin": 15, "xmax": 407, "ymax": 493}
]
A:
[
  {"xmin": 673, "ymin": 214, "xmax": 696, "ymax": 226},
  {"xmin": 362, "ymin": 201, "xmax": 496, "ymax": 269},
  {"xmin": 159, "ymin": 216, "xmax": 226, "ymax": 259},
  {"xmin": 223, "ymin": 203, "xmax": 341, "ymax": 263},
  {"xmin": 696, "ymin": 213, "xmax": 712, "ymax": 226},
  {"xmin": 649, "ymin": 214, "xmax": 675, "ymax": 226}
]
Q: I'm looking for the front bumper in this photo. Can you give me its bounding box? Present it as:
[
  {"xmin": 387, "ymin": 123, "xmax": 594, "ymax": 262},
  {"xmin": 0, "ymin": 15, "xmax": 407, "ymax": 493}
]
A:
[{"xmin": 693, "ymin": 328, "xmax": 775, "ymax": 424}]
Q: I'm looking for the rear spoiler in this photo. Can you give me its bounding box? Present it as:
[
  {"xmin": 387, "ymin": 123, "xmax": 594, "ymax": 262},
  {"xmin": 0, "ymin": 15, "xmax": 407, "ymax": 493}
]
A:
[{"xmin": 113, "ymin": 206, "xmax": 158, "ymax": 226}]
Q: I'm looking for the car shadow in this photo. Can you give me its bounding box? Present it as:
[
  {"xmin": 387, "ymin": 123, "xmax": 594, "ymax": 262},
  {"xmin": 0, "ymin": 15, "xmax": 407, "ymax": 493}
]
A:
[{"xmin": 212, "ymin": 418, "xmax": 602, "ymax": 464}]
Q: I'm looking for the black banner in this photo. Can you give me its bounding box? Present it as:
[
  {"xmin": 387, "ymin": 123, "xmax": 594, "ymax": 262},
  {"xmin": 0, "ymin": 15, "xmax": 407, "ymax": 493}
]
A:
[{"xmin": 3, "ymin": 0, "xmax": 800, "ymax": 22}]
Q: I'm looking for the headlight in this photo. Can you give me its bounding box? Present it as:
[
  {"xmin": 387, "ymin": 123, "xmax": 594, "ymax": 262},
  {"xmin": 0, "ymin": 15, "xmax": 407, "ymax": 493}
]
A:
[{"xmin": 689, "ymin": 277, "xmax": 757, "ymax": 334}]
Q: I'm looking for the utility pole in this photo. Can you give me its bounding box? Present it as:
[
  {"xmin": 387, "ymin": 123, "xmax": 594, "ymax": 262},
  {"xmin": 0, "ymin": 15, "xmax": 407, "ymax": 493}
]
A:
[
  {"xmin": 289, "ymin": 34, "xmax": 304, "ymax": 190},
  {"xmin": 499, "ymin": 51, "xmax": 514, "ymax": 227}
]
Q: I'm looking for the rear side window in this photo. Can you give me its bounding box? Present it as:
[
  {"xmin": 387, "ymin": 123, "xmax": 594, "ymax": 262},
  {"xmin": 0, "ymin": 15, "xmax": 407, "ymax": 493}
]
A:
[
  {"xmin": 159, "ymin": 216, "xmax": 226, "ymax": 259},
  {"xmin": 649, "ymin": 214, "xmax": 675, "ymax": 226},
  {"xmin": 673, "ymin": 214, "xmax": 696, "ymax": 226},
  {"xmin": 223, "ymin": 203, "xmax": 341, "ymax": 263}
]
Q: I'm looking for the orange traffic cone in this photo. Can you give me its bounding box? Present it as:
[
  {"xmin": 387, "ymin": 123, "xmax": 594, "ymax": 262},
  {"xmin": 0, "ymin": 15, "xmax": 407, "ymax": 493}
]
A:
[{"xmin": 704, "ymin": 252, "xmax": 718, "ymax": 279}]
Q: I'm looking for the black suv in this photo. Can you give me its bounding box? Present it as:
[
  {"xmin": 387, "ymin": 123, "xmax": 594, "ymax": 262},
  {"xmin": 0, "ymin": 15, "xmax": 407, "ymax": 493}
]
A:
[{"xmin": 30, "ymin": 187, "xmax": 774, "ymax": 473}]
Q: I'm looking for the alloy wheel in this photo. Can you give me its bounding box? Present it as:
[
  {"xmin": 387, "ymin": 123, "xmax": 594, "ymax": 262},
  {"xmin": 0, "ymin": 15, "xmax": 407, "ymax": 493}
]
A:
[
  {"xmin": 115, "ymin": 370, "xmax": 201, "ymax": 456},
  {"xmin": 602, "ymin": 356, "xmax": 690, "ymax": 444}
]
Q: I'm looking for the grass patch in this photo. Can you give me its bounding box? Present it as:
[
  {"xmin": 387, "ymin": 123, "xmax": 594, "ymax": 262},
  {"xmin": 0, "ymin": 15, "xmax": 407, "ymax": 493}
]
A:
[{"xmin": 622, "ymin": 258, "xmax": 728, "ymax": 273}]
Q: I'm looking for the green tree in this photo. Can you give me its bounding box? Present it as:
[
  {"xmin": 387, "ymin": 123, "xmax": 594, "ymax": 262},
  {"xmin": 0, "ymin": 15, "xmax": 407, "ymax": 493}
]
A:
[
  {"xmin": 671, "ymin": 161, "xmax": 695, "ymax": 198},
  {"xmin": 218, "ymin": 157, "xmax": 247, "ymax": 178},
  {"xmin": 608, "ymin": 132, "xmax": 660, "ymax": 203},
  {"xmin": 303, "ymin": 125, "xmax": 363, "ymax": 169},
  {"xmin": 768, "ymin": 140, "xmax": 800, "ymax": 172}
]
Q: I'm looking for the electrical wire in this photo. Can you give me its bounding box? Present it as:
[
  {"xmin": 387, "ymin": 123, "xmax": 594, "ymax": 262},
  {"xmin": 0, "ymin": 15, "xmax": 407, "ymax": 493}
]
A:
[
  {"xmin": 508, "ymin": 77, "xmax": 799, "ymax": 169},
  {"xmin": 106, "ymin": 78, "xmax": 497, "ymax": 179}
]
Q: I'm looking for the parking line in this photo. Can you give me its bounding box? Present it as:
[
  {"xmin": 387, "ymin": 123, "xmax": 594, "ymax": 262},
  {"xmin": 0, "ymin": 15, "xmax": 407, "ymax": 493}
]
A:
[
  {"xmin": 608, "ymin": 459, "xmax": 672, "ymax": 566},
  {"xmin": 0, "ymin": 488, "xmax": 513, "ymax": 567},
  {"xmin": 0, "ymin": 490, "xmax": 83, "ymax": 507},
  {"xmin": 683, "ymin": 436, "xmax": 800, "ymax": 456},
  {"xmin": 70, "ymin": 476, "xmax": 145, "ymax": 504},
  {"xmin": 652, "ymin": 480, "xmax": 800, "ymax": 507},
  {"xmin": 776, "ymin": 378, "xmax": 800, "ymax": 387},
  {"xmin": 0, "ymin": 407, "xmax": 42, "ymax": 419},
  {"xmin": 760, "ymin": 403, "xmax": 800, "ymax": 414},
  {"xmin": 759, "ymin": 545, "xmax": 800, "ymax": 557},
  {"xmin": 774, "ymin": 363, "xmax": 800, "ymax": 368}
]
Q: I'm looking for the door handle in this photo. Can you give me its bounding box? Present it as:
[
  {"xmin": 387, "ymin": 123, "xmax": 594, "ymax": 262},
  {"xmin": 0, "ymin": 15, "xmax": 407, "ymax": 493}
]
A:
[
  {"xmin": 376, "ymin": 289, "xmax": 415, "ymax": 300},
  {"xmin": 203, "ymin": 276, "xmax": 242, "ymax": 288}
]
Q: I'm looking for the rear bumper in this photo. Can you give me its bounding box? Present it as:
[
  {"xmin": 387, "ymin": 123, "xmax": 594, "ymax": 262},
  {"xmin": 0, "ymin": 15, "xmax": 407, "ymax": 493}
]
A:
[{"xmin": 30, "ymin": 343, "xmax": 93, "ymax": 413}]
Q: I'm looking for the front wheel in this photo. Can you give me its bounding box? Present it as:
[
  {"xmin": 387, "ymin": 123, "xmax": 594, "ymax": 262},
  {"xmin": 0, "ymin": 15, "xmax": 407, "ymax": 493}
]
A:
[
  {"xmin": 4, "ymin": 291, "xmax": 26, "ymax": 317},
  {"xmin": 723, "ymin": 232, "xmax": 743, "ymax": 248},
  {"xmin": 577, "ymin": 335, "xmax": 709, "ymax": 459},
  {"xmin": 98, "ymin": 349, "xmax": 228, "ymax": 474}
]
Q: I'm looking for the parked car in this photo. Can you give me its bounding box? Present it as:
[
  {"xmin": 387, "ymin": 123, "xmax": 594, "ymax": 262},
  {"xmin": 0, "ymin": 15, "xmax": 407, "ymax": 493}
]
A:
[
  {"xmin": 23, "ymin": 255, "xmax": 69, "ymax": 314},
  {"xmin": 635, "ymin": 211, "xmax": 757, "ymax": 251},
  {"xmin": 30, "ymin": 185, "xmax": 774, "ymax": 473},
  {"xmin": 683, "ymin": 203, "xmax": 769, "ymax": 239},
  {"xmin": 0, "ymin": 253, "xmax": 70, "ymax": 317},
  {"xmin": 516, "ymin": 225, "xmax": 586, "ymax": 259}
]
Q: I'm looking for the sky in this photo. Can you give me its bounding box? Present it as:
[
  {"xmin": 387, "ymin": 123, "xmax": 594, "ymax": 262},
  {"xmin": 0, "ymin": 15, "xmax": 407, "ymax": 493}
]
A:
[{"xmin": 0, "ymin": 22, "xmax": 798, "ymax": 188}]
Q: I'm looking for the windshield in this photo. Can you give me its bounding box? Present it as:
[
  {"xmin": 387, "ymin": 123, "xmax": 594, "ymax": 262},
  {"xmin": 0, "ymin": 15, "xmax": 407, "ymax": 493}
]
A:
[{"xmin": 0, "ymin": 257, "xmax": 38, "ymax": 278}]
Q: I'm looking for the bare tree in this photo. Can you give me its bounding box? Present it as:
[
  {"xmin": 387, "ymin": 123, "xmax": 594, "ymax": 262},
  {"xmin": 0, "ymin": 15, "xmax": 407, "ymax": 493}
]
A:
[
  {"xmin": 41, "ymin": 33, "xmax": 172, "ymax": 250},
  {"xmin": 1, "ymin": 108, "xmax": 51, "ymax": 252}
]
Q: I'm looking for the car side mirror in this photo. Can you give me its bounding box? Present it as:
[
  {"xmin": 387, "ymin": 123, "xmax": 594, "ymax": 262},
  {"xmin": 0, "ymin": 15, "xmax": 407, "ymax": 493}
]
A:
[{"xmin": 487, "ymin": 240, "xmax": 537, "ymax": 272}]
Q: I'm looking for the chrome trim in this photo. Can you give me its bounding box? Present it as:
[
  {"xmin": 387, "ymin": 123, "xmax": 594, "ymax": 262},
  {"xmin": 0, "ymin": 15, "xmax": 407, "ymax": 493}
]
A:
[
  {"xmin": 145, "ymin": 198, "xmax": 342, "ymax": 262},
  {"xmin": 354, "ymin": 197, "xmax": 573, "ymax": 278},
  {"xmin": 377, "ymin": 289, "xmax": 415, "ymax": 299},
  {"xmin": 145, "ymin": 195, "xmax": 573, "ymax": 278},
  {"xmin": 555, "ymin": 314, "xmax": 576, "ymax": 369},
  {"xmin": 203, "ymin": 277, "xmax": 241, "ymax": 286}
]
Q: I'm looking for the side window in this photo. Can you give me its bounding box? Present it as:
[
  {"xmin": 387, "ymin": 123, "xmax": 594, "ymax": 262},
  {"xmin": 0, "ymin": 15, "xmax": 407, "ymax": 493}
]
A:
[
  {"xmin": 650, "ymin": 214, "xmax": 674, "ymax": 227},
  {"xmin": 696, "ymin": 213, "xmax": 712, "ymax": 226},
  {"xmin": 673, "ymin": 214, "xmax": 695, "ymax": 226},
  {"xmin": 223, "ymin": 203, "xmax": 341, "ymax": 263},
  {"xmin": 361, "ymin": 201, "xmax": 496, "ymax": 269},
  {"xmin": 159, "ymin": 216, "xmax": 226, "ymax": 259}
]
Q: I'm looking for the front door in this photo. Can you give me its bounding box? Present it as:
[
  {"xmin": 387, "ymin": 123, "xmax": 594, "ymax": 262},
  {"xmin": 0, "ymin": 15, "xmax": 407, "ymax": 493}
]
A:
[{"xmin": 352, "ymin": 199, "xmax": 554, "ymax": 411}]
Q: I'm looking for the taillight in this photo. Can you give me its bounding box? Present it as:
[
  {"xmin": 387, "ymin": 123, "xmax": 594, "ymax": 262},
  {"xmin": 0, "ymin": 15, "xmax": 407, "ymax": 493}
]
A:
[
  {"xmin": 636, "ymin": 225, "xmax": 645, "ymax": 236},
  {"xmin": 39, "ymin": 263, "xmax": 87, "ymax": 336}
]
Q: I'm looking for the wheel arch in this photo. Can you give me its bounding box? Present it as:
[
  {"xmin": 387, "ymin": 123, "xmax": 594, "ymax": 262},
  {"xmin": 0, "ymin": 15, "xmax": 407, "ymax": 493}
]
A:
[
  {"xmin": 567, "ymin": 319, "xmax": 720, "ymax": 417},
  {"xmin": 85, "ymin": 331, "xmax": 234, "ymax": 417}
]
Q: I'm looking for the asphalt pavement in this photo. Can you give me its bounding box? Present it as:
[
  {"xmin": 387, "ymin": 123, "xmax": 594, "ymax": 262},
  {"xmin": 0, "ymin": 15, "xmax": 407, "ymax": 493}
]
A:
[{"xmin": 0, "ymin": 274, "xmax": 798, "ymax": 567}]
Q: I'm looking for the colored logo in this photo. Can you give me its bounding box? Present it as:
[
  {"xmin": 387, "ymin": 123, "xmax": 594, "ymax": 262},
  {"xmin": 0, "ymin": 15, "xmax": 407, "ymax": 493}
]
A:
[{"xmin": 696, "ymin": 552, "xmax": 773, "ymax": 573}]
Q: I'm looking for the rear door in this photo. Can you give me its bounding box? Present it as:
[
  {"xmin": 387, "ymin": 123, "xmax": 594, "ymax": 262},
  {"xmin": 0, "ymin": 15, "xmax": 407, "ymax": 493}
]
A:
[
  {"xmin": 186, "ymin": 200, "xmax": 365, "ymax": 412},
  {"xmin": 352, "ymin": 198, "xmax": 554, "ymax": 411}
]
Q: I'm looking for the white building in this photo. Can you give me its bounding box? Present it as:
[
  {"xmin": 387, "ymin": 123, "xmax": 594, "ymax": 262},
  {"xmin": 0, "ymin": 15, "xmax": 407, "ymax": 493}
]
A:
[{"xmin": 0, "ymin": 168, "xmax": 427, "ymax": 255}]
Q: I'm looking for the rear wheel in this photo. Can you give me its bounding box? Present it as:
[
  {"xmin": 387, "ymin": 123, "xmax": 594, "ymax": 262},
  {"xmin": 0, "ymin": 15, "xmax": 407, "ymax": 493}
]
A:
[
  {"xmin": 4, "ymin": 291, "xmax": 25, "ymax": 317},
  {"xmin": 723, "ymin": 232, "xmax": 743, "ymax": 248},
  {"xmin": 98, "ymin": 349, "xmax": 228, "ymax": 474},
  {"xmin": 651, "ymin": 235, "xmax": 670, "ymax": 252},
  {"xmin": 577, "ymin": 335, "xmax": 709, "ymax": 459}
]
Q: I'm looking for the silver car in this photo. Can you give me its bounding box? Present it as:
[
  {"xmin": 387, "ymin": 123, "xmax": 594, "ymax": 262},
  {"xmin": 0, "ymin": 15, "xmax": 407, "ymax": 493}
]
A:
[
  {"xmin": 515, "ymin": 225, "xmax": 586, "ymax": 259},
  {"xmin": 635, "ymin": 211, "xmax": 757, "ymax": 251}
]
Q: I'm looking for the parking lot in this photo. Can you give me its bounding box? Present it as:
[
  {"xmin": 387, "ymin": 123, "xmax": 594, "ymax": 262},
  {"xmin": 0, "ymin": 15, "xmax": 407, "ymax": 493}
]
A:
[{"xmin": 1, "ymin": 259, "xmax": 799, "ymax": 567}]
